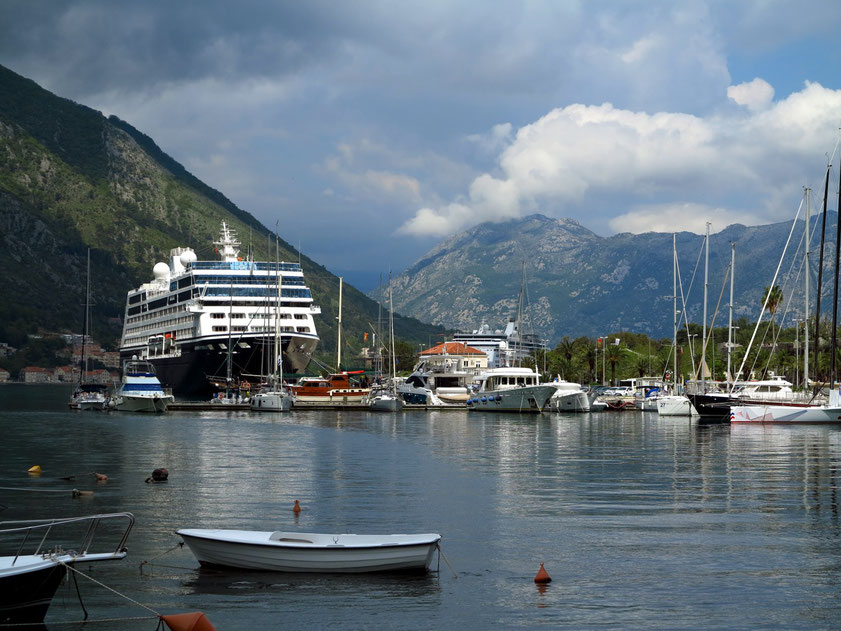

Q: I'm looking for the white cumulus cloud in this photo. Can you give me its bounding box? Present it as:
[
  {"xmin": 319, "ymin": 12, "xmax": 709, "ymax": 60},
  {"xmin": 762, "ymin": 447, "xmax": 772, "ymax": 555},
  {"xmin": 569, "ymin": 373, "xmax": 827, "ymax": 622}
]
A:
[
  {"xmin": 727, "ymin": 78, "xmax": 775, "ymax": 111},
  {"xmin": 400, "ymin": 81, "xmax": 841, "ymax": 237},
  {"xmin": 609, "ymin": 203, "xmax": 763, "ymax": 235}
]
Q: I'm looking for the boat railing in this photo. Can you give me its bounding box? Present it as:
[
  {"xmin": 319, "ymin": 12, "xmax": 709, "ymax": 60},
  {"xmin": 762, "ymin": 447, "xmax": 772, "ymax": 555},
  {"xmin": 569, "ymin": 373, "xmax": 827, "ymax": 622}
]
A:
[{"xmin": 1, "ymin": 512, "xmax": 135, "ymax": 566}]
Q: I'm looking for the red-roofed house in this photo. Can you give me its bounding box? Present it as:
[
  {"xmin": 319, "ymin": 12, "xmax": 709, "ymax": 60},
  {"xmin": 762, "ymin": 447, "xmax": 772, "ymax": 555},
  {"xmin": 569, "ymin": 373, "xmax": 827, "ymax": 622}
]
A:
[
  {"xmin": 53, "ymin": 365, "xmax": 78, "ymax": 382},
  {"xmin": 418, "ymin": 341, "xmax": 488, "ymax": 372},
  {"xmin": 21, "ymin": 366, "xmax": 52, "ymax": 383}
]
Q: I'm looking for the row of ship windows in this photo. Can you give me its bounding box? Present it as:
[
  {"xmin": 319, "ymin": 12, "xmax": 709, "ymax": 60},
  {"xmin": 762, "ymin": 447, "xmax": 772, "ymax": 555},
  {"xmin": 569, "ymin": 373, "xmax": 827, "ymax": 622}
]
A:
[
  {"xmin": 199, "ymin": 299, "xmax": 308, "ymax": 308},
  {"xmin": 126, "ymin": 307, "xmax": 193, "ymax": 325},
  {"xmin": 126, "ymin": 308, "xmax": 312, "ymax": 331},
  {"xmin": 123, "ymin": 326, "xmax": 193, "ymax": 348},
  {"xmin": 124, "ymin": 315, "xmax": 193, "ymax": 335},
  {"xmin": 211, "ymin": 326, "xmax": 311, "ymax": 333},
  {"xmin": 169, "ymin": 275, "xmax": 308, "ymax": 291},
  {"xmin": 191, "ymin": 261, "xmax": 302, "ymax": 272},
  {"xmin": 209, "ymin": 313, "xmax": 309, "ymax": 320},
  {"xmin": 128, "ymin": 287, "xmax": 311, "ymax": 314},
  {"xmin": 203, "ymin": 287, "xmax": 311, "ymax": 299}
]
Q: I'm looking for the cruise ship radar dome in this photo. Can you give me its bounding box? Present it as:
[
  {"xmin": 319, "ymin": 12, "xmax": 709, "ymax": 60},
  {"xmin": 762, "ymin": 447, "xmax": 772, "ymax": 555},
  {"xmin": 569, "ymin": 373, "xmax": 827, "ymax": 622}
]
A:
[
  {"xmin": 179, "ymin": 250, "xmax": 197, "ymax": 266},
  {"xmin": 153, "ymin": 262, "xmax": 170, "ymax": 279}
]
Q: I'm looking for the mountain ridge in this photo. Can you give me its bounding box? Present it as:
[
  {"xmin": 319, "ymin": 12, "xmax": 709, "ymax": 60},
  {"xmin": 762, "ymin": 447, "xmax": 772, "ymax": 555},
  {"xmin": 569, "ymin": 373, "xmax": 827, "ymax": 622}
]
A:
[
  {"xmin": 381, "ymin": 212, "xmax": 829, "ymax": 344},
  {"xmin": 0, "ymin": 63, "xmax": 446, "ymax": 361}
]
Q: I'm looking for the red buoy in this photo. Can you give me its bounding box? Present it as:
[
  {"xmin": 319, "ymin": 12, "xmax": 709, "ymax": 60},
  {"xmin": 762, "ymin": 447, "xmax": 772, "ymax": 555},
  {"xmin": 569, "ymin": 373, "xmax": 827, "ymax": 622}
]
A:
[
  {"xmin": 534, "ymin": 562, "xmax": 552, "ymax": 583},
  {"xmin": 293, "ymin": 500, "xmax": 301, "ymax": 514},
  {"xmin": 160, "ymin": 612, "xmax": 216, "ymax": 631}
]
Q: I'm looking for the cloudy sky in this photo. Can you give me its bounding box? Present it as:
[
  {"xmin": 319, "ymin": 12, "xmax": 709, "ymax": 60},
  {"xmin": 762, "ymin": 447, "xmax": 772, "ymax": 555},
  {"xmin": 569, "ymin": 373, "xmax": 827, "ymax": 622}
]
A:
[{"xmin": 2, "ymin": 1, "xmax": 841, "ymax": 290}]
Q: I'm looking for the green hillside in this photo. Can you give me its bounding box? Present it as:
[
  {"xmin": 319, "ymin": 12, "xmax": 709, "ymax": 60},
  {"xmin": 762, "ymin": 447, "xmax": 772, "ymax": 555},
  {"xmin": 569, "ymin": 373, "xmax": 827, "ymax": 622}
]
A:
[{"xmin": 0, "ymin": 64, "xmax": 445, "ymax": 366}]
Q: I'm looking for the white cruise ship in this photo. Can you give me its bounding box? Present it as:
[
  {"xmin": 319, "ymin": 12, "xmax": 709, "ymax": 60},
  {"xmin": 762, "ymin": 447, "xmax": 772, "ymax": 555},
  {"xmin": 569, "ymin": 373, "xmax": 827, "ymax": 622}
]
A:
[{"xmin": 118, "ymin": 222, "xmax": 320, "ymax": 397}]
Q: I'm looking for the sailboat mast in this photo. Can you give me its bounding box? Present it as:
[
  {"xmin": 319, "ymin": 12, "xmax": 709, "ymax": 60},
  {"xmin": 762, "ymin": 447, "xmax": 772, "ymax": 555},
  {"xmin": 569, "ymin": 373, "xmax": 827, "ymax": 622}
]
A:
[
  {"xmin": 226, "ymin": 281, "xmax": 233, "ymax": 385},
  {"xmin": 813, "ymin": 164, "xmax": 830, "ymax": 387},
  {"xmin": 804, "ymin": 186, "xmax": 811, "ymax": 388},
  {"xmin": 275, "ymin": 269, "xmax": 283, "ymax": 385},
  {"xmin": 337, "ymin": 277, "xmax": 343, "ymax": 372},
  {"xmin": 727, "ymin": 242, "xmax": 735, "ymax": 384},
  {"xmin": 702, "ymin": 222, "xmax": 709, "ymax": 390},
  {"xmin": 389, "ymin": 278, "xmax": 397, "ymax": 388},
  {"xmin": 832, "ymin": 167, "xmax": 841, "ymax": 389},
  {"xmin": 672, "ymin": 234, "xmax": 678, "ymax": 391},
  {"xmin": 80, "ymin": 248, "xmax": 90, "ymax": 385},
  {"xmin": 516, "ymin": 261, "xmax": 525, "ymax": 368}
]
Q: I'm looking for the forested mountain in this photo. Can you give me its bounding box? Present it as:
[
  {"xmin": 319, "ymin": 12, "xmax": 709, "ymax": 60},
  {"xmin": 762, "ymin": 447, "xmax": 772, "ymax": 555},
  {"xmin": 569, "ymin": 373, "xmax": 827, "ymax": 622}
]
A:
[{"xmin": 0, "ymin": 64, "xmax": 445, "ymax": 364}]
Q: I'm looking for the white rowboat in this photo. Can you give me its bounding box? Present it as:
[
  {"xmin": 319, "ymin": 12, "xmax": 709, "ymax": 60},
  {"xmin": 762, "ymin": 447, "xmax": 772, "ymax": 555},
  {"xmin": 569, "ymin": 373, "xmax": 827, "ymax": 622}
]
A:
[{"xmin": 177, "ymin": 529, "xmax": 441, "ymax": 573}]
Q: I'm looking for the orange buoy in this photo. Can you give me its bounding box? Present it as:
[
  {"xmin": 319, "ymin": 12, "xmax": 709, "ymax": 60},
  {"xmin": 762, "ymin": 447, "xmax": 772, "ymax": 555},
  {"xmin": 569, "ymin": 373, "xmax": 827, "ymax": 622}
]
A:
[
  {"xmin": 94, "ymin": 472, "xmax": 108, "ymax": 481},
  {"xmin": 160, "ymin": 612, "xmax": 217, "ymax": 631},
  {"xmin": 28, "ymin": 465, "xmax": 42, "ymax": 474},
  {"xmin": 534, "ymin": 562, "xmax": 552, "ymax": 583},
  {"xmin": 293, "ymin": 500, "xmax": 301, "ymax": 514}
]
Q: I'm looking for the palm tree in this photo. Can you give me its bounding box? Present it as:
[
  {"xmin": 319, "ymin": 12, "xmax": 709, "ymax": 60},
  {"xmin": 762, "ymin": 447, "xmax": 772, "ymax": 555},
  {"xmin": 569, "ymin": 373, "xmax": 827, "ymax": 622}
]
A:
[
  {"xmin": 584, "ymin": 343, "xmax": 597, "ymax": 384},
  {"xmin": 762, "ymin": 285, "xmax": 784, "ymax": 344},
  {"xmin": 635, "ymin": 356, "xmax": 648, "ymax": 378},
  {"xmin": 556, "ymin": 336, "xmax": 578, "ymax": 364},
  {"xmin": 606, "ymin": 344, "xmax": 622, "ymax": 386}
]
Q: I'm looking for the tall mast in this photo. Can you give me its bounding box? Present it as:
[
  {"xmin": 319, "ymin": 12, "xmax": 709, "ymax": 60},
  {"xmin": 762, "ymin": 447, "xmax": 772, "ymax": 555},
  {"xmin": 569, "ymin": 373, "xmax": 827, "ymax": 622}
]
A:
[
  {"xmin": 337, "ymin": 277, "xmax": 343, "ymax": 372},
  {"xmin": 813, "ymin": 164, "xmax": 830, "ymax": 387},
  {"xmin": 726, "ymin": 242, "xmax": 734, "ymax": 383},
  {"xmin": 80, "ymin": 248, "xmax": 90, "ymax": 385},
  {"xmin": 274, "ymin": 236, "xmax": 283, "ymax": 385},
  {"xmin": 516, "ymin": 261, "xmax": 525, "ymax": 367},
  {"xmin": 702, "ymin": 222, "xmax": 709, "ymax": 390},
  {"xmin": 804, "ymin": 186, "xmax": 811, "ymax": 388},
  {"xmin": 672, "ymin": 234, "xmax": 678, "ymax": 391},
  {"xmin": 389, "ymin": 275, "xmax": 397, "ymax": 392},
  {"xmin": 832, "ymin": 166, "xmax": 841, "ymax": 389},
  {"xmin": 226, "ymin": 281, "xmax": 233, "ymax": 385}
]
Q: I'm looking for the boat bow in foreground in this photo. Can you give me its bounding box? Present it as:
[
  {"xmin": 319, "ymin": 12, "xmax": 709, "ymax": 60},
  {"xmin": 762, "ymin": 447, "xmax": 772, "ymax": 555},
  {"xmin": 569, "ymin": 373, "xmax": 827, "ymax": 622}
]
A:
[{"xmin": 0, "ymin": 513, "xmax": 134, "ymax": 625}]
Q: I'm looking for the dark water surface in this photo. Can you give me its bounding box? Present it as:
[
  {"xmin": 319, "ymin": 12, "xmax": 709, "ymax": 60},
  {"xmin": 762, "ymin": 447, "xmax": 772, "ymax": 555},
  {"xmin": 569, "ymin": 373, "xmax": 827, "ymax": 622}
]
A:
[{"xmin": 2, "ymin": 385, "xmax": 841, "ymax": 630}]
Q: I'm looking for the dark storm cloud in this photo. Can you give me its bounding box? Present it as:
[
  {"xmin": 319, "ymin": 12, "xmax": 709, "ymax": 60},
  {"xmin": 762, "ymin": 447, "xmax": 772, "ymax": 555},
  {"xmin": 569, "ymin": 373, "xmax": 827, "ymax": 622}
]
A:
[{"xmin": 0, "ymin": 0, "xmax": 376, "ymax": 96}]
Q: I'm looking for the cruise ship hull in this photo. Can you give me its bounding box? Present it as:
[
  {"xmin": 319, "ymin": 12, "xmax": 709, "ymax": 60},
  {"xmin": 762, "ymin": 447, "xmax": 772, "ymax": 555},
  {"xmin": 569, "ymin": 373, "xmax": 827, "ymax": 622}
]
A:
[{"xmin": 121, "ymin": 333, "xmax": 317, "ymax": 398}]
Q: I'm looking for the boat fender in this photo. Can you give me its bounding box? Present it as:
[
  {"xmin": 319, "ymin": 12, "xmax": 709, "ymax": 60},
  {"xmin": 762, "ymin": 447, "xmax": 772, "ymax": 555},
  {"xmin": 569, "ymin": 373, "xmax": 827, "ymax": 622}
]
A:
[
  {"xmin": 496, "ymin": 394, "xmax": 502, "ymax": 401},
  {"xmin": 160, "ymin": 612, "xmax": 217, "ymax": 631},
  {"xmin": 480, "ymin": 396, "xmax": 486, "ymax": 402},
  {"xmin": 145, "ymin": 467, "xmax": 169, "ymax": 483}
]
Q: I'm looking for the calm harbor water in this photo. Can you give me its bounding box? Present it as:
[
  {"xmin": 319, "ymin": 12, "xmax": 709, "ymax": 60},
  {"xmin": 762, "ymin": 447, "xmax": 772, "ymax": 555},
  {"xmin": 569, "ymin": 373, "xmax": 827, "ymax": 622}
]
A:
[{"xmin": 2, "ymin": 385, "xmax": 841, "ymax": 630}]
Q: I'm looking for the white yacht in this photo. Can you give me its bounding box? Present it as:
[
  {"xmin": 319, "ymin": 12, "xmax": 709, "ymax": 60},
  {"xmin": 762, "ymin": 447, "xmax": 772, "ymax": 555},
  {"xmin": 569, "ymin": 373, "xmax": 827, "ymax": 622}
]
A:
[
  {"xmin": 547, "ymin": 378, "xmax": 590, "ymax": 412},
  {"xmin": 398, "ymin": 361, "xmax": 473, "ymax": 406},
  {"xmin": 118, "ymin": 222, "xmax": 320, "ymax": 397},
  {"xmin": 110, "ymin": 359, "xmax": 174, "ymax": 413},
  {"xmin": 467, "ymin": 367, "xmax": 556, "ymax": 413},
  {"xmin": 656, "ymin": 395, "xmax": 697, "ymax": 416}
]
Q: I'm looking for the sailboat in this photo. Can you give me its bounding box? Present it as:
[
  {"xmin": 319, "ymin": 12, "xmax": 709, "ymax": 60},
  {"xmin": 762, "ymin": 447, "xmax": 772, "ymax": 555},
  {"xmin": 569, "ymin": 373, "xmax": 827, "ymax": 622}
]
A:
[
  {"xmin": 251, "ymin": 246, "xmax": 293, "ymax": 412},
  {"xmin": 68, "ymin": 249, "xmax": 107, "ymax": 411},
  {"xmin": 731, "ymin": 160, "xmax": 841, "ymax": 424},
  {"xmin": 287, "ymin": 277, "xmax": 370, "ymax": 403},
  {"xmin": 657, "ymin": 234, "xmax": 698, "ymax": 416},
  {"xmin": 369, "ymin": 277, "xmax": 403, "ymax": 411}
]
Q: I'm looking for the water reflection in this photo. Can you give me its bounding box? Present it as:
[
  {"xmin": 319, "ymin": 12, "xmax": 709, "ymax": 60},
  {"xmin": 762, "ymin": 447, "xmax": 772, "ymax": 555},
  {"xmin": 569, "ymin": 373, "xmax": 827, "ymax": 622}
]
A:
[{"xmin": 3, "ymin": 387, "xmax": 841, "ymax": 629}]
